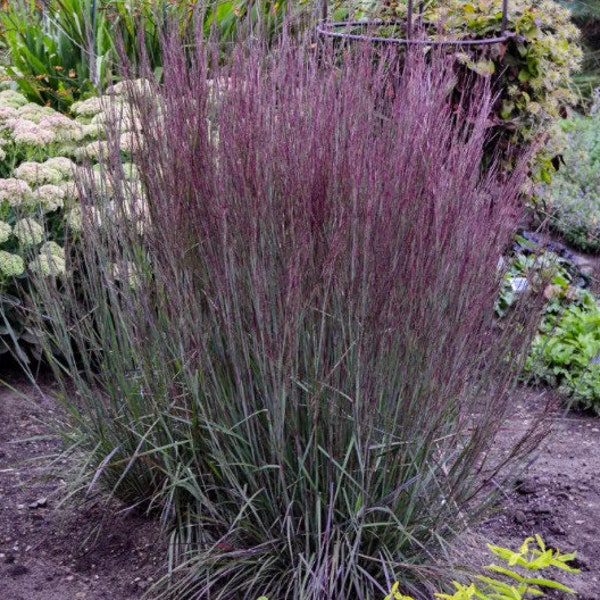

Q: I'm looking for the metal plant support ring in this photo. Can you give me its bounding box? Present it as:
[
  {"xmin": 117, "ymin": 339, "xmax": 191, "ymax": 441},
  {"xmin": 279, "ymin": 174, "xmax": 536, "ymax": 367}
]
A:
[{"xmin": 316, "ymin": 0, "xmax": 510, "ymax": 47}]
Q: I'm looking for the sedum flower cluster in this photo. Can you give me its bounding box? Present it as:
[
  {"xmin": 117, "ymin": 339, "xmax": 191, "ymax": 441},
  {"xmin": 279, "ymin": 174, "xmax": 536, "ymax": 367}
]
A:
[
  {"xmin": 29, "ymin": 241, "xmax": 66, "ymax": 277},
  {"xmin": 0, "ymin": 86, "xmax": 114, "ymax": 174},
  {"xmin": 0, "ymin": 178, "xmax": 31, "ymax": 207},
  {"xmin": 74, "ymin": 86, "xmax": 146, "ymax": 162},
  {"xmin": 0, "ymin": 249, "xmax": 25, "ymax": 278},
  {"xmin": 0, "ymin": 220, "xmax": 11, "ymax": 244},
  {"xmin": 0, "ymin": 94, "xmax": 84, "ymax": 156},
  {"xmin": 0, "ymin": 72, "xmax": 151, "ymax": 357},
  {"xmin": 0, "ymin": 86, "xmax": 80, "ymax": 290},
  {"xmin": 13, "ymin": 217, "xmax": 44, "ymax": 246},
  {"xmin": 0, "ymin": 160, "xmax": 74, "ymax": 286}
]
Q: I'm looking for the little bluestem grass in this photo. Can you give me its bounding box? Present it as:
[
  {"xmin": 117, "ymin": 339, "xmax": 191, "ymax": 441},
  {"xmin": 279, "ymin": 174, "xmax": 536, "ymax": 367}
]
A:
[{"xmin": 26, "ymin": 27, "xmax": 547, "ymax": 600}]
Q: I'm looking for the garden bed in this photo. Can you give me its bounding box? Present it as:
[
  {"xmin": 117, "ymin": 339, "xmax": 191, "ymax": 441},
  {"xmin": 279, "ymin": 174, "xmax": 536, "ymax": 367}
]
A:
[{"xmin": 0, "ymin": 2, "xmax": 595, "ymax": 598}]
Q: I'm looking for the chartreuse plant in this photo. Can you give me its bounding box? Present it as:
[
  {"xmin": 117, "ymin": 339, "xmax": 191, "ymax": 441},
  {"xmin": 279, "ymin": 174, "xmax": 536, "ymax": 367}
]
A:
[{"xmin": 384, "ymin": 535, "xmax": 578, "ymax": 600}]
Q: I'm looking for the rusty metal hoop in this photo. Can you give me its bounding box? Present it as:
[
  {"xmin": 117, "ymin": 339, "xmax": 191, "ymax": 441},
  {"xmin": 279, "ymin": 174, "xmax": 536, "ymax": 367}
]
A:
[{"xmin": 316, "ymin": 0, "xmax": 510, "ymax": 47}]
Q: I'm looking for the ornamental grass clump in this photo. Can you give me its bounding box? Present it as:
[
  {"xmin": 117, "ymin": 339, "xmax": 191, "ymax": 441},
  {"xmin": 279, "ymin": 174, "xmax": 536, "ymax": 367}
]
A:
[{"xmin": 29, "ymin": 29, "xmax": 547, "ymax": 600}]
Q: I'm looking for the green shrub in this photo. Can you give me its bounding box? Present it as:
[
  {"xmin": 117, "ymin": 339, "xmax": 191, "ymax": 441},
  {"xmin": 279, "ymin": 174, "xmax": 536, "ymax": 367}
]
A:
[
  {"xmin": 493, "ymin": 233, "xmax": 600, "ymax": 412},
  {"xmin": 203, "ymin": 0, "xmax": 314, "ymax": 41},
  {"xmin": 557, "ymin": 0, "xmax": 600, "ymax": 101},
  {"xmin": 542, "ymin": 96, "xmax": 600, "ymax": 252},
  {"xmin": 526, "ymin": 288, "xmax": 600, "ymax": 413},
  {"xmin": 494, "ymin": 242, "xmax": 583, "ymax": 318}
]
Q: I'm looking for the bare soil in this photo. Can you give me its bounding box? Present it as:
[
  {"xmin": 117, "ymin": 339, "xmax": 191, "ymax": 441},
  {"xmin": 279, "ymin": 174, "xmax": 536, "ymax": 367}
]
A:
[
  {"xmin": 0, "ymin": 371, "xmax": 599, "ymax": 600},
  {"xmin": 470, "ymin": 387, "xmax": 600, "ymax": 600},
  {"xmin": 0, "ymin": 369, "xmax": 166, "ymax": 600}
]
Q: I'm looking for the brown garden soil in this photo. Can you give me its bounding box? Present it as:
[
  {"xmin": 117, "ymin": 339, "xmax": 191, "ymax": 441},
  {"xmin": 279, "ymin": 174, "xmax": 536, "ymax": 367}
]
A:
[
  {"xmin": 464, "ymin": 386, "xmax": 600, "ymax": 600},
  {"xmin": 1, "ymin": 340, "xmax": 600, "ymax": 599},
  {"xmin": 0, "ymin": 368, "xmax": 167, "ymax": 600}
]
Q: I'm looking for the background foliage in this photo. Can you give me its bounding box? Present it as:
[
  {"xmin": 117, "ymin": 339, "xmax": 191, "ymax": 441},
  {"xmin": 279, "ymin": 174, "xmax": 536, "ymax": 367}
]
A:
[
  {"xmin": 558, "ymin": 0, "xmax": 600, "ymax": 98},
  {"xmin": 0, "ymin": 0, "xmax": 314, "ymax": 111},
  {"xmin": 527, "ymin": 290, "xmax": 600, "ymax": 414},
  {"xmin": 364, "ymin": 0, "xmax": 581, "ymax": 183},
  {"xmin": 542, "ymin": 93, "xmax": 600, "ymax": 252}
]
